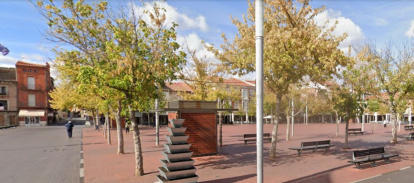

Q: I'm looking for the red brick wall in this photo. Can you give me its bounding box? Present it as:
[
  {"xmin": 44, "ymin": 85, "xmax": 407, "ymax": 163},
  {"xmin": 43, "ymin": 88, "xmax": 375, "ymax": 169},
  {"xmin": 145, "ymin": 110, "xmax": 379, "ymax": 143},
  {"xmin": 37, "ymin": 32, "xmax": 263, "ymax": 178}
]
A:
[{"xmin": 181, "ymin": 113, "xmax": 217, "ymax": 156}]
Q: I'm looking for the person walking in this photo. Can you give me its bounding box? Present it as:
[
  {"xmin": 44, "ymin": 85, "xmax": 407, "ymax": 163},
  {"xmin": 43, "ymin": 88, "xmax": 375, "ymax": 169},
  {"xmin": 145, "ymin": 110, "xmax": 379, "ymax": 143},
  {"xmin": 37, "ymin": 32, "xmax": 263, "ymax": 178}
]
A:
[
  {"xmin": 65, "ymin": 121, "xmax": 74, "ymax": 138},
  {"xmin": 125, "ymin": 121, "xmax": 130, "ymax": 134}
]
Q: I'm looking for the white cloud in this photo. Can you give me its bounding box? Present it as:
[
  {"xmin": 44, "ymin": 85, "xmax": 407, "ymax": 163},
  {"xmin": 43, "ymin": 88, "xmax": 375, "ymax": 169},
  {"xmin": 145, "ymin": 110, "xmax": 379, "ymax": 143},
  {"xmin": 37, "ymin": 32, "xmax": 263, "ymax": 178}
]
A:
[
  {"xmin": 0, "ymin": 54, "xmax": 49, "ymax": 68},
  {"xmin": 405, "ymin": 20, "xmax": 414, "ymax": 38},
  {"xmin": 177, "ymin": 33, "xmax": 219, "ymax": 63},
  {"xmin": 314, "ymin": 9, "xmax": 365, "ymax": 53},
  {"xmin": 131, "ymin": 2, "xmax": 208, "ymax": 32},
  {"xmin": 375, "ymin": 18, "xmax": 388, "ymax": 26}
]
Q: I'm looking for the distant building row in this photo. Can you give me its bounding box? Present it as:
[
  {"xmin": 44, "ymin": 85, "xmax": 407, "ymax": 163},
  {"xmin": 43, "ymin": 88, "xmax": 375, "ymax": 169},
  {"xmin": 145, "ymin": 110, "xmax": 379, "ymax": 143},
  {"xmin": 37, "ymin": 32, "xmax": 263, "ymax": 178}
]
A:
[{"xmin": 0, "ymin": 61, "xmax": 55, "ymax": 126}]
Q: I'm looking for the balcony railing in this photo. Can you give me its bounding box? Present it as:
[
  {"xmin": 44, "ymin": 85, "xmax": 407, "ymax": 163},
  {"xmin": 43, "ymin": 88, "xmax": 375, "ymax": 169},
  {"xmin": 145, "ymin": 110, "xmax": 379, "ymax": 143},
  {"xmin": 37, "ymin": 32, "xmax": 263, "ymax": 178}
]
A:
[
  {"xmin": 19, "ymin": 85, "xmax": 43, "ymax": 91},
  {"xmin": 19, "ymin": 101, "xmax": 47, "ymax": 108}
]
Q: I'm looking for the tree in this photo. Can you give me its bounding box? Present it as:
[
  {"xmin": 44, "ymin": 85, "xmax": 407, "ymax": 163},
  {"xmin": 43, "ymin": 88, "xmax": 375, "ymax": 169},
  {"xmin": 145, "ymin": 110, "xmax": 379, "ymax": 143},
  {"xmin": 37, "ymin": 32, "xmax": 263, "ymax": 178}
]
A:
[
  {"xmin": 209, "ymin": 0, "xmax": 348, "ymax": 158},
  {"xmin": 357, "ymin": 41, "xmax": 414, "ymax": 143},
  {"xmin": 36, "ymin": 0, "xmax": 186, "ymax": 176},
  {"xmin": 332, "ymin": 62, "xmax": 369, "ymax": 148}
]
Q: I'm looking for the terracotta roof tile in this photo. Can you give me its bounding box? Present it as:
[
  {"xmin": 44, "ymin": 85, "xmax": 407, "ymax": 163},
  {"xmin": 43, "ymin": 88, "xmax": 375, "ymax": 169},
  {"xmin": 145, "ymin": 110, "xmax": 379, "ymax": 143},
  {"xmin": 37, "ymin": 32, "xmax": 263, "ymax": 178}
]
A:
[{"xmin": 165, "ymin": 82, "xmax": 193, "ymax": 92}]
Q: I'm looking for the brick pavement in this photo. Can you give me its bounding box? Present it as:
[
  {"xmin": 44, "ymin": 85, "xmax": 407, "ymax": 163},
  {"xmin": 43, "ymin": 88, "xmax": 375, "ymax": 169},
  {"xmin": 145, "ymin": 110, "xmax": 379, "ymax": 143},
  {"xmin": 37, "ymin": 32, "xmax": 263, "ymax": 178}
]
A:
[{"xmin": 83, "ymin": 123, "xmax": 414, "ymax": 183}]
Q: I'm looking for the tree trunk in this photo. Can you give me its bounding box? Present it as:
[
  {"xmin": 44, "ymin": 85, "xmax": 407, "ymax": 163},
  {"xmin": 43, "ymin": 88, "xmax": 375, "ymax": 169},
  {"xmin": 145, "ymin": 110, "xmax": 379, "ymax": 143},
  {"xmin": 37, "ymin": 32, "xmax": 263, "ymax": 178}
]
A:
[
  {"xmin": 106, "ymin": 112, "xmax": 111, "ymax": 145},
  {"xmin": 95, "ymin": 109, "xmax": 99, "ymax": 132},
  {"xmin": 335, "ymin": 111, "xmax": 339, "ymax": 137},
  {"xmin": 391, "ymin": 115, "xmax": 398, "ymax": 144},
  {"xmin": 219, "ymin": 112, "xmax": 223, "ymax": 147},
  {"xmin": 286, "ymin": 116, "xmax": 290, "ymax": 141},
  {"xmin": 270, "ymin": 93, "xmax": 282, "ymax": 158},
  {"xmin": 115, "ymin": 100, "xmax": 124, "ymax": 154},
  {"xmin": 345, "ymin": 117, "xmax": 349, "ymax": 149},
  {"xmin": 128, "ymin": 104, "xmax": 144, "ymax": 176}
]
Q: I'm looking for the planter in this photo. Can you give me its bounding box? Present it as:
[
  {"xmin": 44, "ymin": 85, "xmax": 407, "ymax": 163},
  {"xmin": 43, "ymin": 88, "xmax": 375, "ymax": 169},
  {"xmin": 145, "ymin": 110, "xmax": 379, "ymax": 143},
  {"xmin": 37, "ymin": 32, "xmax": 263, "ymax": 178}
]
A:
[
  {"xmin": 164, "ymin": 144, "xmax": 191, "ymax": 154},
  {"xmin": 161, "ymin": 151, "xmax": 192, "ymax": 162},
  {"xmin": 160, "ymin": 159, "xmax": 195, "ymax": 171},
  {"xmin": 159, "ymin": 167, "xmax": 197, "ymax": 180},
  {"xmin": 166, "ymin": 135, "xmax": 189, "ymax": 145},
  {"xmin": 167, "ymin": 127, "xmax": 187, "ymax": 136},
  {"xmin": 169, "ymin": 119, "xmax": 185, "ymax": 128}
]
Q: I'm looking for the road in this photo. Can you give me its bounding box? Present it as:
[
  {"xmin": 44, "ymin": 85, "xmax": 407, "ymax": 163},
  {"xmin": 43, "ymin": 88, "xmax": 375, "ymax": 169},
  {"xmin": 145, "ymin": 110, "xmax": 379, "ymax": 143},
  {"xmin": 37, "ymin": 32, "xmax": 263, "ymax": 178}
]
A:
[
  {"xmin": 0, "ymin": 121, "xmax": 84, "ymax": 183},
  {"xmin": 356, "ymin": 166, "xmax": 414, "ymax": 183}
]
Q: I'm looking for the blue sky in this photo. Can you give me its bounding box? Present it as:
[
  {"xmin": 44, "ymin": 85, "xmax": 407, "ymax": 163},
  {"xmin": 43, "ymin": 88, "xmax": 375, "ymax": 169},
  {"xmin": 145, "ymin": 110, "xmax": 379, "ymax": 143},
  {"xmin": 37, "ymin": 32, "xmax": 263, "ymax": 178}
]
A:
[{"xmin": 1, "ymin": 0, "xmax": 414, "ymax": 80}]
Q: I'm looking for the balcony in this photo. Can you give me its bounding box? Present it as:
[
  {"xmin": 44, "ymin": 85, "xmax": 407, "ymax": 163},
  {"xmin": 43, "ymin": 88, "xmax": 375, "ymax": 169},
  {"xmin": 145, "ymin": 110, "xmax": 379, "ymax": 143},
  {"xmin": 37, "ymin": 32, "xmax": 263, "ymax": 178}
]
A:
[
  {"xmin": 19, "ymin": 85, "xmax": 43, "ymax": 91},
  {"xmin": 19, "ymin": 101, "xmax": 47, "ymax": 108}
]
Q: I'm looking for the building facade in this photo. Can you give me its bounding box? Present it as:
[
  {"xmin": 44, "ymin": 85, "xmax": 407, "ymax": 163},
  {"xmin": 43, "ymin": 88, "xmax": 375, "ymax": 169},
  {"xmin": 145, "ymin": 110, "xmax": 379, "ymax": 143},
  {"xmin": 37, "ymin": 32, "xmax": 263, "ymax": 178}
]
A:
[
  {"xmin": 0, "ymin": 67, "xmax": 18, "ymax": 126},
  {"xmin": 16, "ymin": 61, "xmax": 55, "ymax": 126}
]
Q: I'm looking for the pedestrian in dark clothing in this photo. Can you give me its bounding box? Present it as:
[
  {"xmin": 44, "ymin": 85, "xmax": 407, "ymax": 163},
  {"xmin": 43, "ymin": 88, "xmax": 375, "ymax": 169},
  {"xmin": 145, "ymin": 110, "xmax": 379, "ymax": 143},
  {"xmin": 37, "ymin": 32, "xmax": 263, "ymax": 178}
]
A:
[
  {"xmin": 65, "ymin": 121, "xmax": 74, "ymax": 138},
  {"xmin": 125, "ymin": 122, "xmax": 130, "ymax": 134}
]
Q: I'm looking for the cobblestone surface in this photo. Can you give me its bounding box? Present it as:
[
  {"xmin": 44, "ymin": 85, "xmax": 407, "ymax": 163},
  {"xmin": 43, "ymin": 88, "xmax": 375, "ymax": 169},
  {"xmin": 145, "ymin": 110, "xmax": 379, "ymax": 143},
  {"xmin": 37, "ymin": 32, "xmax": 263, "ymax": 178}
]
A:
[{"xmin": 0, "ymin": 124, "xmax": 82, "ymax": 183}]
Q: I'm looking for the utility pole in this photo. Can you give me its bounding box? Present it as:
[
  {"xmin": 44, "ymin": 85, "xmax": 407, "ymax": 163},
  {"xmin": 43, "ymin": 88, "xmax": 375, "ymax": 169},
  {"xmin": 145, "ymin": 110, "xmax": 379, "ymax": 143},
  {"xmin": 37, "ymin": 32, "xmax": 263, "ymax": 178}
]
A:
[
  {"xmin": 155, "ymin": 99, "xmax": 159, "ymax": 146},
  {"xmin": 255, "ymin": 0, "xmax": 264, "ymax": 182}
]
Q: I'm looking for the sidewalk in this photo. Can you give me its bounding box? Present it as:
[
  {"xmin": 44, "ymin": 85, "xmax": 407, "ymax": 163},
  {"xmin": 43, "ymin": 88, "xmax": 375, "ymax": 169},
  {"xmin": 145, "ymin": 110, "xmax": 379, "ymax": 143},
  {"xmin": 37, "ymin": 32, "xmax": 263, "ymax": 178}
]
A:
[{"xmin": 83, "ymin": 123, "xmax": 414, "ymax": 183}]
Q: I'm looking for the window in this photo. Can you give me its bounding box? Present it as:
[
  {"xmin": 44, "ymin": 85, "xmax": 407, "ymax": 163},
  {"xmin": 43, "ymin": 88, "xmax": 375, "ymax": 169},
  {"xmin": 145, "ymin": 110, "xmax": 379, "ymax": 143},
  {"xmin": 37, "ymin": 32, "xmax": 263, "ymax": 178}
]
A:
[
  {"xmin": 28, "ymin": 94, "xmax": 36, "ymax": 107},
  {"xmin": 28, "ymin": 69, "xmax": 32, "ymax": 72},
  {"xmin": 0, "ymin": 100, "xmax": 7, "ymax": 110},
  {"xmin": 0, "ymin": 86, "xmax": 6, "ymax": 95},
  {"xmin": 34, "ymin": 70, "xmax": 38, "ymax": 73},
  {"xmin": 23, "ymin": 69, "xmax": 27, "ymax": 72},
  {"xmin": 234, "ymin": 101, "xmax": 239, "ymax": 109},
  {"xmin": 241, "ymin": 89, "xmax": 249, "ymax": 100},
  {"xmin": 28, "ymin": 77, "xmax": 35, "ymax": 90},
  {"xmin": 242, "ymin": 100, "xmax": 249, "ymax": 112}
]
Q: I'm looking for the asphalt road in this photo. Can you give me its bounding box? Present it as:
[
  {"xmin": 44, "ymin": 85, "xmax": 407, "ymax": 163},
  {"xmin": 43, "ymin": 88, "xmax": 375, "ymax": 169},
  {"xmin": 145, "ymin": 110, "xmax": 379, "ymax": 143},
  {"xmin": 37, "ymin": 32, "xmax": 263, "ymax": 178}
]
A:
[
  {"xmin": 0, "ymin": 121, "xmax": 83, "ymax": 183},
  {"xmin": 357, "ymin": 166, "xmax": 414, "ymax": 183}
]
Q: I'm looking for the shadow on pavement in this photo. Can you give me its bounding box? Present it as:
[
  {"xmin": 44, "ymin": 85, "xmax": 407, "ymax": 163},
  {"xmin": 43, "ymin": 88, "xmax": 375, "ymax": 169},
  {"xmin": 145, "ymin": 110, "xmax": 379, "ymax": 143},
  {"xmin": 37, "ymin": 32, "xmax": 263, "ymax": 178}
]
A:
[
  {"xmin": 199, "ymin": 174, "xmax": 256, "ymax": 183},
  {"xmin": 282, "ymin": 164, "xmax": 351, "ymax": 183}
]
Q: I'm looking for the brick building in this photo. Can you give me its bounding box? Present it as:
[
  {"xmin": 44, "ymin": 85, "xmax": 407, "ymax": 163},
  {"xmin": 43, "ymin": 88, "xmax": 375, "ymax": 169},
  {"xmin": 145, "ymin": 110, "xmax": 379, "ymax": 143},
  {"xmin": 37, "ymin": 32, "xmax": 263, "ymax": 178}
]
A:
[
  {"xmin": 0, "ymin": 67, "xmax": 18, "ymax": 126},
  {"xmin": 16, "ymin": 61, "xmax": 55, "ymax": 126}
]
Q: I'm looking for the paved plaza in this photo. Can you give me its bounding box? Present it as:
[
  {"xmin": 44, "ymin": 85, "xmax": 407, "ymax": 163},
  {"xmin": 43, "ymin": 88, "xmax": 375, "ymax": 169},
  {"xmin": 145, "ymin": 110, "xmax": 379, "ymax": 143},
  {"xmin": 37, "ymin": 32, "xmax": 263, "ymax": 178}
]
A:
[
  {"xmin": 82, "ymin": 123, "xmax": 414, "ymax": 183},
  {"xmin": 0, "ymin": 121, "xmax": 83, "ymax": 183},
  {"xmin": 3, "ymin": 122, "xmax": 414, "ymax": 182}
]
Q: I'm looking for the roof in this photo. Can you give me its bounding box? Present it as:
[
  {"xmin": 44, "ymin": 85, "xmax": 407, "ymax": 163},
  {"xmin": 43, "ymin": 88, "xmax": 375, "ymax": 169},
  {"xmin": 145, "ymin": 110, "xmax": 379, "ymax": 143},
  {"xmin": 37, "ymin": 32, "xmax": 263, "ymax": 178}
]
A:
[
  {"xmin": 0, "ymin": 67, "xmax": 16, "ymax": 81},
  {"xmin": 165, "ymin": 82, "xmax": 193, "ymax": 92},
  {"xmin": 222, "ymin": 78, "xmax": 255, "ymax": 87},
  {"xmin": 15, "ymin": 61, "xmax": 48, "ymax": 68}
]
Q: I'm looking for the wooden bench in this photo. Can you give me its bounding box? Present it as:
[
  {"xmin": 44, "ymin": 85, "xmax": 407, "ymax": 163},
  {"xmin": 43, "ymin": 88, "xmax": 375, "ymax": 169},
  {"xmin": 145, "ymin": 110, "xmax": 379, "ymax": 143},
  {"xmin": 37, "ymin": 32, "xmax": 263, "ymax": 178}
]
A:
[
  {"xmin": 289, "ymin": 140, "xmax": 335, "ymax": 155},
  {"xmin": 348, "ymin": 147, "xmax": 399, "ymax": 169},
  {"xmin": 241, "ymin": 133, "xmax": 272, "ymax": 144},
  {"xmin": 404, "ymin": 125, "xmax": 414, "ymax": 131},
  {"xmin": 348, "ymin": 128, "xmax": 364, "ymax": 135},
  {"xmin": 406, "ymin": 132, "xmax": 414, "ymax": 140}
]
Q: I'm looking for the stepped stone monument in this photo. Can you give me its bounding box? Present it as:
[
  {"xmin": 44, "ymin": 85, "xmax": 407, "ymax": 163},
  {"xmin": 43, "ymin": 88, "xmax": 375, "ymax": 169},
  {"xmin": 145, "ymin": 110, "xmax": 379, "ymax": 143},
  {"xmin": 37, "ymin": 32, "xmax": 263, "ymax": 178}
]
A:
[{"xmin": 156, "ymin": 119, "xmax": 198, "ymax": 183}]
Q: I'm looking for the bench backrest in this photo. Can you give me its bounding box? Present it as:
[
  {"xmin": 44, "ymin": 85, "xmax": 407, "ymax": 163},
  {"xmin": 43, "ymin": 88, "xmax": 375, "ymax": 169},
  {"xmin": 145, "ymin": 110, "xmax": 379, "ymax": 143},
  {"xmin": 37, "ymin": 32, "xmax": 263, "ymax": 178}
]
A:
[
  {"xmin": 352, "ymin": 147, "xmax": 385, "ymax": 159},
  {"xmin": 348, "ymin": 128, "xmax": 362, "ymax": 132},
  {"xmin": 301, "ymin": 140, "xmax": 331, "ymax": 147},
  {"xmin": 244, "ymin": 133, "xmax": 271, "ymax": 138},
  {"xmin": 405, "ymin": 125, "xmax": 413, "ymax": 129},
  {"xmin": 410, "ymin": 132, "xmax": 414, "ymax": 137}
]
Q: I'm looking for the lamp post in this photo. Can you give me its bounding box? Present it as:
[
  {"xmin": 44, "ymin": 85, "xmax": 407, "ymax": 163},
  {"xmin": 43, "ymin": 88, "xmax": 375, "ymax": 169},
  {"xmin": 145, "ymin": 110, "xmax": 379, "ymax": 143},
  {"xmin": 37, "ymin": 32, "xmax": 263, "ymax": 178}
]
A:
[{"xmin": 255, "ymin": 0, "xmax": 264, "ymax": 182}]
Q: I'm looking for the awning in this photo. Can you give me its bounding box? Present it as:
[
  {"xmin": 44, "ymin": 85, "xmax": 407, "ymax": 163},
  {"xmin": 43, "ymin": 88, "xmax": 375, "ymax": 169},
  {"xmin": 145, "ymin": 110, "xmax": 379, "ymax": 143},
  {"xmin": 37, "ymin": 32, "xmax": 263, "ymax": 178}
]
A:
[{"xmin": 18, "ymin": 110, "xmax": 45, "ymax": 117}]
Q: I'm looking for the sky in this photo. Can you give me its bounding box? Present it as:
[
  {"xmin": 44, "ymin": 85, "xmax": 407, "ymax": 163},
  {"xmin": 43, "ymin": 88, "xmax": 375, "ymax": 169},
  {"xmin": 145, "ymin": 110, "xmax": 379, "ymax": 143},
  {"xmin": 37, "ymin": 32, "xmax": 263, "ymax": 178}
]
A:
[{"xmin": 1, "ymin": 0, "xmax": 414, "ymax": 80}]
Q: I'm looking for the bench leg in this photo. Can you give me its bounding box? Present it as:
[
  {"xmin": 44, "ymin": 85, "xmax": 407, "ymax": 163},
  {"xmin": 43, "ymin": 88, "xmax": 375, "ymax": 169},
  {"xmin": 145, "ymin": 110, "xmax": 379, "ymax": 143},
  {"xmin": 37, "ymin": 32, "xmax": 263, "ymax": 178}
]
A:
[
  {"xmin": 297, "ymin": 150, "xmax": 301, "ymax": 156},
  {"xmin": 355, "ymin": 163, "xmax": 362, "ymax": 169},
  {"xmin": 384, "ymin": 158, "xmax": 390, "ymax": 163},
  {"xmin": 244, "ymin": 140, "xmax": 247, "ymax": 145},
  {"xmin": 370, "ymin": 161, "xmax": 377, "ymax": 167}
]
